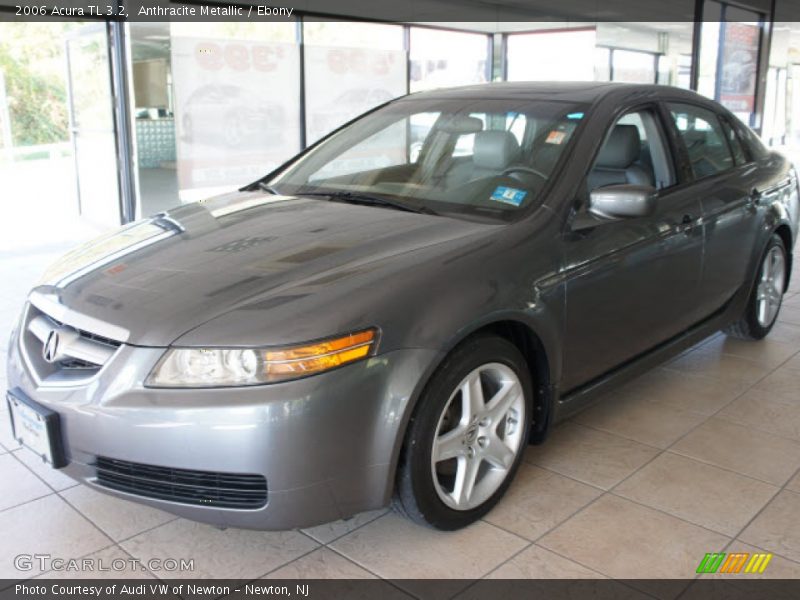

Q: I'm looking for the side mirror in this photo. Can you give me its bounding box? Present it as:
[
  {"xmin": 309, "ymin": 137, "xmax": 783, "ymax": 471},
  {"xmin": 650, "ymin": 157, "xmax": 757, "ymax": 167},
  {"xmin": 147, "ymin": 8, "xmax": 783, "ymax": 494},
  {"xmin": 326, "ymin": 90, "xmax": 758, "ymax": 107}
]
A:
[{"xmin": 588, "ymin": 184, "xmax": 658, "ymax": 220}]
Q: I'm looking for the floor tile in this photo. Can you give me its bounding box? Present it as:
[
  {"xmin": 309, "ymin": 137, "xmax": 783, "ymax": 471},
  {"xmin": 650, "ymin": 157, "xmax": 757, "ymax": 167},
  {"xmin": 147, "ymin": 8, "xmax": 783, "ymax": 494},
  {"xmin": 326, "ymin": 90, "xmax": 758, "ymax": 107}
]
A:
[
  {"xmin": 487, "ymin": 544, "xmax": 602, "ymax": 578},
  {"xmin": 483, "ymin": 463, "xmax": 601, "ymax": 541},
  {"xmin": 302, "ymin": 509, "xmax": 388, "ymax": 545},
  {"xmin": 753, "ymin": 366, "xmax": 800, "ymax": 403},
  {"xmin": 331, "ymin": 512, "xmax": 527, "ymax": 597},
  {"xmin": 526, "ymin": 422, "xmax": 659, "ymax": 489},
  {"xmin": 623, "ymin": 367, "xmax": 747, "ymax": 416},
  {"xmin": 0, "ymin": 495, "xmax": 112, "ymax": 578},
  {"xmin": 671, "ymin": 418, "xmax": 800, "ymax": 485},
  {"xmin": 61, "ymin": 485, "xmax": 175, "ymax": 542},
  {"xmin": 539, "ymin": 495, "xmax": 730, "ymax": 580},
  {"xmin": 717, "ymin": 388, "xmax": 800, "ymax": 441},
  {"xmin": 35, "ymin": 545, "xmax": 155, "ymax": 580},
  {"xmin": 614, "ymin": 453, "xmax": 778, "ymax": 536},
  {"xmin": 12, "ymin": 448, "xmax": 79, "ymax": 491},
  {"xmin": 0, "ymin": 453, "xmax": 52, "ymax": 511},
  {"xmin": 787, "ymin": 472, "xmax": 800, "ymax": 493},
  {"xmin": 696, "ymin": 335, "xmax": 799, "ymax": 370},
  {"xmin": 766, "ymin": 322, "xmax": 800, "ymax": 346},
  {"xmin": 0, "ymin": 403, "xmax": 20, "ymax": 452},
  {"xmin": 572, "ymin": 392, "xmax": 707, "ymax": 449},
  {"xmin": 664, "ymin": 348, "xmax": 773, "ymax": 386},
  {"xmin": 121, "ymin": 519, "xmax": 317, "ymax": 579},
  {"xmin": 740, "ymin": 490, "xmax": 800, "ymax": 563},
  {"xmin": 267, "ymin": 547, "xmax": 375, "ymax": 578}
]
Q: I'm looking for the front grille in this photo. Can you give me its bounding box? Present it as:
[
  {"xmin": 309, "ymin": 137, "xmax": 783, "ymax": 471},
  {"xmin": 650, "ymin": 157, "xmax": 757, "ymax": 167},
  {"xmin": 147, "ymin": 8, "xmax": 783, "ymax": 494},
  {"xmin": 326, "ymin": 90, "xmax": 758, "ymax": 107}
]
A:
[
  {"xmin": 95, "ymin": 457, "xmax": 268, "ymax": 510},
  {"xmin": 21, "ymin": 304, "xmax": 122, "ymax": 384}
]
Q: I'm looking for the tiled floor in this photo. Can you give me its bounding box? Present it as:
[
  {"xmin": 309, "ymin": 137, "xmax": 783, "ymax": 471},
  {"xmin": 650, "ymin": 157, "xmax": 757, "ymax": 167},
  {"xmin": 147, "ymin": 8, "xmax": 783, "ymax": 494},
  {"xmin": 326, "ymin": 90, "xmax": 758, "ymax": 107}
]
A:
[{"xmin": 1, "ymin": 232, "xmax": 800, "ymax": 597}]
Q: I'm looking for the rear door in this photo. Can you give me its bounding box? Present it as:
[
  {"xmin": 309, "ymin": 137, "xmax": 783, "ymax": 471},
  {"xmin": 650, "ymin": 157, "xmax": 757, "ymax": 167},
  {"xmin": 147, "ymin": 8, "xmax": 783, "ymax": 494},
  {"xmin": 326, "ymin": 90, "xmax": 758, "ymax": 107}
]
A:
[
  {"xmin": 561, "ymin": 105, "xmax": 705, "ymax": 391},
  {"xmin": 664, "ymin": 102, "xmax": 760, "ymax": 314}
]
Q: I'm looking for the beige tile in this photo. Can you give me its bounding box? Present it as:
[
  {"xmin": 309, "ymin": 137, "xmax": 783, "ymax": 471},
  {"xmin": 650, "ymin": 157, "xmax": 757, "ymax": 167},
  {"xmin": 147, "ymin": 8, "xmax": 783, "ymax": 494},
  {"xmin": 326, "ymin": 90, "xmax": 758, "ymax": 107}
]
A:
[
  {"xmin": 697, "ymin": 335, "xmax": 799, "ymax": 370},
  {"xmin": 11, "ymin": 448, "xmax": 78, "ymax": 491},
  {"xmin": 267, "ymin": 547, "xmax": 375, "ymax": 578},
  {"xmin": 626, "ymin": 367, "xmax": 748, "ymax": 416},
  {"xmin": 780, "ymin": 304, "xmax": 800, "ymax": 326},
  {"xmin": 665, "ymin": 349, "xmax": 773, "ymax": 386},
  {"xmin": 484, "ymin": 463, "xmax": 601, "ymax": 541},
  {"xmin": 717, "ymin": 388, "xmax": 800, "ymax": 441},
  {"xmin": 121, "ymin": 519, "xmax": 317, "ymax": 579},
  {"xmin": 35, "ymin": 545, "xmax": 155, "ymax": 580},
  {"xmin": 784, "ymin": 352, "xmax": 800, "ymax": 370},
  {"xmin": 573, "ymin": 392, "xmax": 707, "ymax": 449},
  {"xmin": 61, "ymin": 485, "xmax": 175, "ymax": 542},
  {"xmin": 766, "ymin": 322, "xmax": 800, "ymax": 346},
  {"xmin": 614, "ymin": 453, "xmax": 778, "ymax": 536},
  {"xmin": 539, "ymin": 495, "xmax": 730, "ymax": 580},
  {"xmin": 331, "ymin": 512, "xmax": 527, "ymax": 591},
  {"xmin": 753, "ymin": 366, "xmax": 800, "ymax": 403},
  {"xmin": 0, "ymin": 402, "xmax": 20, "ymax": 452},
  {"xmin": 0, "ymin": 453, "xmax": 52, "ymax": 511},
  {"xmin": 487, "ymin": 544, "xmax": 602, "ymax": 578},
  {"xmin": 740, "ymin": 490, "xmax": 800, "ymax": 563},
  {"xmin": 0, "ymin": 495, "xmax": 112, "ymax": 578},
  {"xmin": 526, "ymin": 423, "xmax": 659, "ymax": 489},
  {"xmin": 787, "ymin": 472, "xmax": 800, "ymax": 493},
  {"xmin": 302, "ymin": 509, "xmax": 388, "ymax": 545},
  {"xmin": 698, "ymin": 541, "xmax": 800, "ymax": 580},
  {"xmin": 671, "ymin": 419, "xmax": 800, "ymax": 485}
]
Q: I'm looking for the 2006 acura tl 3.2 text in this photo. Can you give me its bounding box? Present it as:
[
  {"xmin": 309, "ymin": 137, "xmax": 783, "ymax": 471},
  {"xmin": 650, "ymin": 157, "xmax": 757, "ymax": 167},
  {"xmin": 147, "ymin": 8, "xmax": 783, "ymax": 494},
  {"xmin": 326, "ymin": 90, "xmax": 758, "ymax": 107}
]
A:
[{"xmin": 6, "ymin": 82, "xmax": 799, "ymax": 530}]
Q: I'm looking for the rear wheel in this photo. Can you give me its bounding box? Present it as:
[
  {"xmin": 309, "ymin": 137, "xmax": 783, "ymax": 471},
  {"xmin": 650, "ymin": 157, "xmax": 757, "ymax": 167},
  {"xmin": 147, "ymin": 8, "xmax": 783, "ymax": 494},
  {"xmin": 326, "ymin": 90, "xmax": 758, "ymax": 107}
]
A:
[
  {"xmin": 725, "ymin": 233, "xmax": 787, "ymax": 340},
  {"xmin": 395, "ymin": 335, "xmax": 532, "ymax": 530}
]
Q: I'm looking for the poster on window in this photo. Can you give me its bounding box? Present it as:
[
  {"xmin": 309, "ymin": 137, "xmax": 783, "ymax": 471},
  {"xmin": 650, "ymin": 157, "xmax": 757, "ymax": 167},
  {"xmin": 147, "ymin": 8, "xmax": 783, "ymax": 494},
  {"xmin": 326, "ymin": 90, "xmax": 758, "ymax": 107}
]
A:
[
  {"xmin": 719, "ymin": 22, "xmax": 759, "ymax": 115},
  {"xmin": 304, "ymin": 45, "xmax": 406, "ymax": 145},
  {"xmin": 171, "ymin": 36, "xmax": 301, "ymax": 201}
]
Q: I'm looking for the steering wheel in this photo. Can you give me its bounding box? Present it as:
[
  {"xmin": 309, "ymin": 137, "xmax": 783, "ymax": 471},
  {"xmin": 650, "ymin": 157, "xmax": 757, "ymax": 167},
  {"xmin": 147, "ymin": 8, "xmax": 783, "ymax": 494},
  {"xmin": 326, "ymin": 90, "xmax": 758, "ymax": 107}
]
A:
[{"xmin": 500, "ymin": 166, "xmax": 549, "ymax": 182}]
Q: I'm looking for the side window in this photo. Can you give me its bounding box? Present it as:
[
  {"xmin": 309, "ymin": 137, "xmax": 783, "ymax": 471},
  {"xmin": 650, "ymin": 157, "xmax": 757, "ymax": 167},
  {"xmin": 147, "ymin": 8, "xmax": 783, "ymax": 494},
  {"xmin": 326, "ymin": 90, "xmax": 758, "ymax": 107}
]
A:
[
  {"xmin": 587, "ymin": 108, "xmax": 675, "ymax": 193},
  {"xmin": 667, "ymin": 103, "xmax": 735, "ymax": 178},
  {"xmin": 719, "ymin": 117, "xmax": 748, "ymax": 166}
]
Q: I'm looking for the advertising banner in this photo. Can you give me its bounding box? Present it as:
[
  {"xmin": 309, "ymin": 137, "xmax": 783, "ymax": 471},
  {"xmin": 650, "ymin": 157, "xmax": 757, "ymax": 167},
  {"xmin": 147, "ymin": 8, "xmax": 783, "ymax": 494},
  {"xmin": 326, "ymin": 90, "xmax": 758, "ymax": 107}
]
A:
[{"xmin": 719, "ymin": 22, "xmax": 759, "ymax": 116}]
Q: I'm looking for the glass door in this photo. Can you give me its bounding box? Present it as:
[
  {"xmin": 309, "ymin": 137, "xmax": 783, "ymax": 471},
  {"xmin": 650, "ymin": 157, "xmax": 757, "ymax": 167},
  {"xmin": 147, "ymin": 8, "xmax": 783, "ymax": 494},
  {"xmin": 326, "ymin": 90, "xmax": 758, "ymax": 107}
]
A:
[{"xmin": 65, "ymin": 23, "xmax": 122, "ymax": 227}]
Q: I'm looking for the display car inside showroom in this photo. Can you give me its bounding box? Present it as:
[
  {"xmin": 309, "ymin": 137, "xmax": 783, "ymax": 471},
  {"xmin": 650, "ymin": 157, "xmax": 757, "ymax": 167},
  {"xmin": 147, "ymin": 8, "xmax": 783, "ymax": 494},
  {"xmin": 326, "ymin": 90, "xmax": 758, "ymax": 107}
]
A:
[{"xmin": 2, "ymin": 0, "xmax": 800, "ymax": 597}]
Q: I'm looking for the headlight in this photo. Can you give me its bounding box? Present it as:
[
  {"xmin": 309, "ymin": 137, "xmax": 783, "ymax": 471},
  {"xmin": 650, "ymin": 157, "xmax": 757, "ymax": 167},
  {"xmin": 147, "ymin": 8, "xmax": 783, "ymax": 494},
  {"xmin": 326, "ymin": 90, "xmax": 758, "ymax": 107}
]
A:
[{"xmin": 146, "ymin": 329, "xmax": 377, "ymax": 388}]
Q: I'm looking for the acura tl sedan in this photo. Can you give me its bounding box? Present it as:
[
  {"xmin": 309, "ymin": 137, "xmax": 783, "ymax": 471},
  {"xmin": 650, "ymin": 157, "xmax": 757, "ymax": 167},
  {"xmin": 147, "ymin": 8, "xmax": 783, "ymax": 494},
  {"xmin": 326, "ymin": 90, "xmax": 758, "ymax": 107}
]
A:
[{"xmin": 6, "ymin": 83, "xmax": 799, "ymax": 531}]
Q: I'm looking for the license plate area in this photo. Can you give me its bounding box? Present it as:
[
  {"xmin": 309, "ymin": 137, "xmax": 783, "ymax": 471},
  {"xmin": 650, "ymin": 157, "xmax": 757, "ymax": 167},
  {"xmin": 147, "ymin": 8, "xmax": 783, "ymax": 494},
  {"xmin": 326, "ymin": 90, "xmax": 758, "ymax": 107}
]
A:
[{"xmin": 6, "ymin": 390, "xmax": 66, "ymax": 468}]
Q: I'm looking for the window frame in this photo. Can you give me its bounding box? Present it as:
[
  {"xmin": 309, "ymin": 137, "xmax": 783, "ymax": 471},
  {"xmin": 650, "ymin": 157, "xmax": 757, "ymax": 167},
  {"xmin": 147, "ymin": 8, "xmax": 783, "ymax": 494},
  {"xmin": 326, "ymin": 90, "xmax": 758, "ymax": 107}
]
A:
[{"xmin": 718, "ymin": 113, "xmax": 751, "ymax": 167}]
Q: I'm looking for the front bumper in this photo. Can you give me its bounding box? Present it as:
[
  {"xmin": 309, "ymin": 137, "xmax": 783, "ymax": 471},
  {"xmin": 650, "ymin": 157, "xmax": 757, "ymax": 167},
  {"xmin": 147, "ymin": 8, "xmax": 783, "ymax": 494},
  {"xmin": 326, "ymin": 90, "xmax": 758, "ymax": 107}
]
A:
[{"xmin": 6, "ymin": 321, "xmax": 439, "ymax": 530}]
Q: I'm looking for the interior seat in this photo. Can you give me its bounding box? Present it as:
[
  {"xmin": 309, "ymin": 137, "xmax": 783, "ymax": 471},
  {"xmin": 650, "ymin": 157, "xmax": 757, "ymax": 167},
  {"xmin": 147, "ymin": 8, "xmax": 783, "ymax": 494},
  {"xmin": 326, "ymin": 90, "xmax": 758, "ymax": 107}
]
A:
[
  {"xmin": 588, "ymin": 124, "xmax": 654, "ymax": 191},
  {"xmin": 443, "ymin": 130, "xmax": 521, "ymax": 189}
]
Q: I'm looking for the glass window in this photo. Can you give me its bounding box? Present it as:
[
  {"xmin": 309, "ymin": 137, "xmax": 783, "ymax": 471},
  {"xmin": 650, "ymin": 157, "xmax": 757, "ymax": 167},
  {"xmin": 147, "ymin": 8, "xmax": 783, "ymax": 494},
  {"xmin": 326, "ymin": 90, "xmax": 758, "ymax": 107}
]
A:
[
  {"xmin": 611, "ymin": 49, "xmax": 656, "ymax": 83},
  {"xmin": 719, "ymin": 117, "xmax": 748, "ymax": 165},
  {"xmin": 304, "ymin": 21, "xmax": 406, "ymax": 144},
  {"xmin": 506, "ymin": 29, "xmax": 597, "ymax": 81},
  {"xmin": 409, "ymin": 27, "xmax": 489, "ymax": 93},
  {"xmin": 668, "ymin": 102, "xmax": 735, "ymax": 178},
  {"xmin": 269, "ymin": 98, "xmax": 587, "ymax": 222},
  {"xmin": 587, "ymin": 109, "xmax": 675, "ymax": 193}
]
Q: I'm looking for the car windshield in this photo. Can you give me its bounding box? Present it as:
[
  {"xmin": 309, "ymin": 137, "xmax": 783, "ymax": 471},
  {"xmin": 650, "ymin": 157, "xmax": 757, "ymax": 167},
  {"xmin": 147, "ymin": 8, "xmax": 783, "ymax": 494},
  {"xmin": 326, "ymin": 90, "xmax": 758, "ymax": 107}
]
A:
[{"xmin": 266, "ymin": 97, "xmax": 587, "ymax": 221}]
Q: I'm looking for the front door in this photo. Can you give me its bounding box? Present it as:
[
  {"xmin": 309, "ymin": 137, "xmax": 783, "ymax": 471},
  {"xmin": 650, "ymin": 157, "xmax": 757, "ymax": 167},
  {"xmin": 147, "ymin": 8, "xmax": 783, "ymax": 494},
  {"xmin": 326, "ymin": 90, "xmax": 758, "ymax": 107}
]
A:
[{"xmin": 560, "ymin": 107, "xmax": 705, "ymax": 392}]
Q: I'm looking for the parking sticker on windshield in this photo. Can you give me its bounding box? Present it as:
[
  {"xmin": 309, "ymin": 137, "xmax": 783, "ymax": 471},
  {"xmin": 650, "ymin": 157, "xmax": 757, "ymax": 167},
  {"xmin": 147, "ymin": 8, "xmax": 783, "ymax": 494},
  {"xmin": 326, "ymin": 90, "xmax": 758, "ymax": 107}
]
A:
[
  {"xmin": 490, "ymin": 186, "xmax": 527, "ymax": 207},
  {"xmin": 545, "ymin": 130, "xmax": 567, "ymax": 144}
]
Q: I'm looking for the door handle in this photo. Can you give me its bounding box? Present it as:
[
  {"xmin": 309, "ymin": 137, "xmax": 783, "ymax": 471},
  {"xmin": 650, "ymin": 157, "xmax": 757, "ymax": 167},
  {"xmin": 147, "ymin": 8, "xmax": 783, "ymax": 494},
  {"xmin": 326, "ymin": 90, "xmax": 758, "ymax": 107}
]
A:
[
  {"xmin": 747, "ymin": 188, "xmax": 761, "ymax": 209},
  {"xmin": 681, "ymin": 214, "xmax": 693, "ymax": 225}
]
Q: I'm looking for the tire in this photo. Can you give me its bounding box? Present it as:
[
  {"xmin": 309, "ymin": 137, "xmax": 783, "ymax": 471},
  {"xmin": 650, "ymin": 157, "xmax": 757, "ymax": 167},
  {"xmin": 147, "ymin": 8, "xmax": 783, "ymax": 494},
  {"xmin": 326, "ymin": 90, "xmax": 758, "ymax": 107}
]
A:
[
  {"xmin": 725, "ymin": 233, "xmax": 788, "ymax": 340},
  {"xmin": 394, "ymin": 334, "xmax": 533, "ymax": 530}
]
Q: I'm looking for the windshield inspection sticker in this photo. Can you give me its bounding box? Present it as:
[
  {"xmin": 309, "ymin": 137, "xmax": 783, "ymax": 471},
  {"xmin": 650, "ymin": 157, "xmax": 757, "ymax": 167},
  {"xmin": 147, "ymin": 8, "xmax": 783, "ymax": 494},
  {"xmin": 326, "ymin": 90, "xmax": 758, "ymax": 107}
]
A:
[
  {"xmin": 490, "ymin": 186, "xmax": 527, "ymax": 207},
  {"xmin": 545, "ymin": 130, "xmax": 567, "ymax": 144}
]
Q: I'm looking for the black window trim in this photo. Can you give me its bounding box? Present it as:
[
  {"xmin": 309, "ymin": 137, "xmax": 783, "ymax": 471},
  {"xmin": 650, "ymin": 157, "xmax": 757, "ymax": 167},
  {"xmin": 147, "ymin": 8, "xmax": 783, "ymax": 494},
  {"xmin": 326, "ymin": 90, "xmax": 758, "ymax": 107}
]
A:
[{"xmin": 717, "ymin": 112, "xmax": 753, "ymax": 167}]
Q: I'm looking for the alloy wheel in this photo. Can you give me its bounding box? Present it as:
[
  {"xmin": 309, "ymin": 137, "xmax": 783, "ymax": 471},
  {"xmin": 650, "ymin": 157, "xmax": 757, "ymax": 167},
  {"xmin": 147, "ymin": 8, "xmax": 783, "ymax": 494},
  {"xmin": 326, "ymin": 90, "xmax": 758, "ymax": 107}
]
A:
[
  {"xmin": 756, "ymin": 244, "xmax": 786, "ymax": 328},
  {"xmin": 430, "ymin": 362, "xmax": 525, "ymax": 511}
]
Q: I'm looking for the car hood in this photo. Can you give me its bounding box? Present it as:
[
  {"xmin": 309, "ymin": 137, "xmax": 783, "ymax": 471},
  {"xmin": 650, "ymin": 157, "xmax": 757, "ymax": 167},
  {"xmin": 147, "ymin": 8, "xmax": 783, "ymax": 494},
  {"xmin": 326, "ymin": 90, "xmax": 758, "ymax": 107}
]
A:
[{"xmin": 34, "ymin": 191, "xmax": 490, "ymax": 346}]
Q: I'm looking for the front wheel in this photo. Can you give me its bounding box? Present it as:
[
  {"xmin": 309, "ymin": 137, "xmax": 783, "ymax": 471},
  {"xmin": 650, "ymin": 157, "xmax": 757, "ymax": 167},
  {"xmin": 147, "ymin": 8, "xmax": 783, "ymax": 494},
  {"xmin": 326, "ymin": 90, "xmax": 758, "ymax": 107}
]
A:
[
  {"xmin": 725, "ymin": 233, "xmax": 788, "ymax": 340},
  {"xmin": 395, "ymin": 335, "xmax": 533, "ymax": 530}
]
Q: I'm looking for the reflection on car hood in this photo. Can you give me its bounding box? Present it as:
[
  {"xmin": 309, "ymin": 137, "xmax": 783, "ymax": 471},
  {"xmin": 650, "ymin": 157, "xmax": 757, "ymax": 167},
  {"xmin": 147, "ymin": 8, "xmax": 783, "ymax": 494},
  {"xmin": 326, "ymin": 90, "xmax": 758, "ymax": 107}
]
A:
[{"xmin": 35, "ymin": 191, "xmax": 488, "ymax": 346}]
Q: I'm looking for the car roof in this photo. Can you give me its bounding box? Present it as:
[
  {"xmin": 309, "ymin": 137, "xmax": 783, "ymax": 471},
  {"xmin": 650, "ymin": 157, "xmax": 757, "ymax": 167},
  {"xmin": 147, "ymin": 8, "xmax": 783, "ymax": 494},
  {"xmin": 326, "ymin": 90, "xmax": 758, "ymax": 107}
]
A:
[{"xmin": 403, "ymin": 81, "xmax": 707, "ymax": 106}]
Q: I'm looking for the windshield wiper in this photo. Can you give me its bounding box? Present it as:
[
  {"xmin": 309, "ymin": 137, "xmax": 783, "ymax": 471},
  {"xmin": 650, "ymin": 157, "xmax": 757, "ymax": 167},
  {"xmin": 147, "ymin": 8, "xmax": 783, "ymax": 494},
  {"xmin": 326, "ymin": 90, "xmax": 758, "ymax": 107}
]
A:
[{"xmin": 300, "ymin": 191, "xmax": 437, "ymax": 216}]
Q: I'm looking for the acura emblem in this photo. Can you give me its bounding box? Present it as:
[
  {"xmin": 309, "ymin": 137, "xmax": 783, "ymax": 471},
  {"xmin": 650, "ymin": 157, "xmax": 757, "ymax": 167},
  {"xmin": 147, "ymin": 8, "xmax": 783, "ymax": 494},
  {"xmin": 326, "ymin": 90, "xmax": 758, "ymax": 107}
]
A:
[{"xmin": 43, "ymin": 330, "xmax": 60, "ymax": 363}]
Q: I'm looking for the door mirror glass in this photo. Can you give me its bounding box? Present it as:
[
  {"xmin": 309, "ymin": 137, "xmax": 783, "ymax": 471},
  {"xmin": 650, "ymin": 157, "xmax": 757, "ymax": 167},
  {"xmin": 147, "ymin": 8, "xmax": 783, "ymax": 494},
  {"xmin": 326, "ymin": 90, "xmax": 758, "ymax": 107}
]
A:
[{"xmin": 588, "ymin": 184, "xmax": 658, "ymax": 219}]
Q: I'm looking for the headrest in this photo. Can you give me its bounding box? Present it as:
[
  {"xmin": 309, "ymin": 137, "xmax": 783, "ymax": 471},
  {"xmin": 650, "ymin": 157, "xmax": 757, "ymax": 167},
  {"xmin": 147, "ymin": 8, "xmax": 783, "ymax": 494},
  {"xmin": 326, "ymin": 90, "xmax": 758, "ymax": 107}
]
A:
[
  {"xmin": 596, "ymin": 124, "xmax": 641, "ymax": 169},
  {"xmin": 473, "ymin": 130, "xmax": 520, "ymax": 170}
]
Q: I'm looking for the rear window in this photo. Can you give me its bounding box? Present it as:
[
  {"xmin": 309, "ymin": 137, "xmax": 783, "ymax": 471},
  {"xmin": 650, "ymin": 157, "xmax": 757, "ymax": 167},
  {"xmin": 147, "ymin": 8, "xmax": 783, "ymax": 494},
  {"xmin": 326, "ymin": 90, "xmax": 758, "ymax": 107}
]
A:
[{"xmin": 668, "ymin": 102, "xmax": 734, "ymax": 179}]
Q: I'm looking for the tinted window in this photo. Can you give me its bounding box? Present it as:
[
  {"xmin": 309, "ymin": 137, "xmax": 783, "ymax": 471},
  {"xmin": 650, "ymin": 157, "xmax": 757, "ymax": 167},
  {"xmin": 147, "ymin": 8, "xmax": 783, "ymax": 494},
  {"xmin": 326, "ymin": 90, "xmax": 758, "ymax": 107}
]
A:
[
  {"xmin": 719, "ymin": 117, "xmax": 748, "ymax": 165},
  {"xmin": 668, "ymin": 103, "xmax": 734, "ymax": 178}
]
